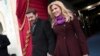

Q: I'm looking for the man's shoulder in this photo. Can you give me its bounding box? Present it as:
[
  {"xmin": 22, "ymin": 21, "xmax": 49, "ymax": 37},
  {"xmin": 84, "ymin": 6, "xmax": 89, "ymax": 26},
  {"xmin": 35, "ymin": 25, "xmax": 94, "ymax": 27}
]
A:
[
  {"xmin": 38, "ymin": 18, "xmax": 50, "ymax": 24},
  {"xmin": 0, "ymin": 34, "xmax": 7, "ymax": 40},
  {"xmin": 0, "ymin": 34, "xmax": 4, "ymax": 37}
]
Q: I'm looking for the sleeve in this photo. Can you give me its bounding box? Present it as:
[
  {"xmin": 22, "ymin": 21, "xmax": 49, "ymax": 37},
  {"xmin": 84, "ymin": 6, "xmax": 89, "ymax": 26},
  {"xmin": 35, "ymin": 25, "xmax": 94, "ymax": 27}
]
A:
[
  {"xmin": 71, "ymin": 16, "xmax": 89, "ymax": 55},
  {"xmin": 43, "ymin": 20, "xmax": 56, "ymax": 55},
  {"xmin": 0, "ymin": 35, "xmax": 10, "ymax": 48}
]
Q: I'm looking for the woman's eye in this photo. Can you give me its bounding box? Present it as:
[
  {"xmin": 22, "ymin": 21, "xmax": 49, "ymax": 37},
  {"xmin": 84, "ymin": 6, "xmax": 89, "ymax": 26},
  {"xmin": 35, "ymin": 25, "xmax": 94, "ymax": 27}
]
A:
[{"xmin": 54, "ymin": 8, "xmax": 57, "ymax": 10}]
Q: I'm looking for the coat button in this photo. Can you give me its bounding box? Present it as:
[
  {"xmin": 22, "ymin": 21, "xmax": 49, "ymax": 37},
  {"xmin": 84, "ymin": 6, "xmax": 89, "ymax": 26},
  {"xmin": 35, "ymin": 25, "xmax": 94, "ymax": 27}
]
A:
[
  {"xmin": 63, "ymin": 24, "xmax": 66, "ymax": 27},
  {"xmin": 64, "ymin": 37, "xmax": 66, "ymax": 39}
]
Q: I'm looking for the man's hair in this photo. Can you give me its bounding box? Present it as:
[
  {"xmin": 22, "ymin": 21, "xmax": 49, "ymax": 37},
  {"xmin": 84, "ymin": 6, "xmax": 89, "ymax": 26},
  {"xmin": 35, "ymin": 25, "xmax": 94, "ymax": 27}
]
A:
[{"xmin": 26, "ymin": 8, "xmax": 37, "ymax": 14}]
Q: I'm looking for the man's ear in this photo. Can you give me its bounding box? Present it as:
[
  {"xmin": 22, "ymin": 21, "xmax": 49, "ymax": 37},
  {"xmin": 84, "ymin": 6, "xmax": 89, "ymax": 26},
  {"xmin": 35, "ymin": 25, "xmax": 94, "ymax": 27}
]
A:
[{"xmin": 36, "ymin": 13, "xmax": 38, "ymax": 18}]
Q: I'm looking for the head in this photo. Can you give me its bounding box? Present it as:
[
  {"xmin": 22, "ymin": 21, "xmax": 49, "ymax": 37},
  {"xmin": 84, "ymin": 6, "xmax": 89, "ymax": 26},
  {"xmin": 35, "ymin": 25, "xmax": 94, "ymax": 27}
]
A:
[
  {"xmin": 48, "ymin": 1, "xmax": 73, "ymax": 21},
  {"xmin": 0, "ymin": 23, "xmax": 3, "ymax": 34},
  {"xmin": 49, "ymin": 3, "xmax": 62, "ymax": 17},
  {"xmin": 26, "ymin": 8, "xmax": 38, "ymax": 23}
]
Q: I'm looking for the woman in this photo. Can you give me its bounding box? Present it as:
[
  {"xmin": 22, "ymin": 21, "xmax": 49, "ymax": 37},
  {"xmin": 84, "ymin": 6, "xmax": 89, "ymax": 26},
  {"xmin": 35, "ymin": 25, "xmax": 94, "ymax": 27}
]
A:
[{"xmin": 48, "ymin": 1, "xmax": 89, "ymax": 56}]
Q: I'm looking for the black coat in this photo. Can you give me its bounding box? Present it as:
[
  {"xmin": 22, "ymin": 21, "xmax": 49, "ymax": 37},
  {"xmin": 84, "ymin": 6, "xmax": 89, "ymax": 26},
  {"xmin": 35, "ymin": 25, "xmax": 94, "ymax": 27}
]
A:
[
  {"xmin": 31, "ymin": 18, "xmax": 56, "ymax": 56},
  {"xmin": 0, "ymin": 34, "xmax": 10, "ymax": 56}
]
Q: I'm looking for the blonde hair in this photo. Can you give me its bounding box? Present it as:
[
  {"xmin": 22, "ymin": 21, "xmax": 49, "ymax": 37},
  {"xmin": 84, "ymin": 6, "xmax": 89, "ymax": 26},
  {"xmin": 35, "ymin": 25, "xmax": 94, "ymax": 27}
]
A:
[{"xmin": 48, "ymin": 1, "xmax": 74, "ymax": 23}]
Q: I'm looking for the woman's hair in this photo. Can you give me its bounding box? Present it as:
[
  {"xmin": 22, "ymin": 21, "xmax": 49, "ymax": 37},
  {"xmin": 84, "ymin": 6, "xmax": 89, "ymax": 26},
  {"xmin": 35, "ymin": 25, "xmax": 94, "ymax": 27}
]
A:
[{"xmin": 48, "ymin": 1, "xmax": 74, "ymax": 23}]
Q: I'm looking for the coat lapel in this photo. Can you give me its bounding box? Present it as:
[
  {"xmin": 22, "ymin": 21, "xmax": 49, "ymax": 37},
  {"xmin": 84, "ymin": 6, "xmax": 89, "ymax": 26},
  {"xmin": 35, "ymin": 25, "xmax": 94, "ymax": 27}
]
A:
[{"xmin": 31, "ymin": 19, "xmax": 40, "ymax": 34}]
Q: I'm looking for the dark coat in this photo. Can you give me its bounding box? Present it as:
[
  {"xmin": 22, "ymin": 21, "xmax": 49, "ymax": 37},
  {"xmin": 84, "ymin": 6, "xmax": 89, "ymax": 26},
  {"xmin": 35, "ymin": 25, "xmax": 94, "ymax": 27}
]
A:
[
  {"xmin": 53, "ymin": 17, "xmax": 88, "ymax": 56},
  {"xmin": 0, "ymin": 34, "xmax": 10, "ymax": 56},
  {"xmin": 31, "ymin": 18, "xmax": 56, "ymax": 56}
]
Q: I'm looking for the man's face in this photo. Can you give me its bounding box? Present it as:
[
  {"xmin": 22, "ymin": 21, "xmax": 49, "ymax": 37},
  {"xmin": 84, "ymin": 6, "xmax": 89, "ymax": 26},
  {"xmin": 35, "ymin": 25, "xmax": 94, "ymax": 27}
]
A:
[{"xmin": 26, "ymin": 12, "xmax": 37, "ymax": 23}]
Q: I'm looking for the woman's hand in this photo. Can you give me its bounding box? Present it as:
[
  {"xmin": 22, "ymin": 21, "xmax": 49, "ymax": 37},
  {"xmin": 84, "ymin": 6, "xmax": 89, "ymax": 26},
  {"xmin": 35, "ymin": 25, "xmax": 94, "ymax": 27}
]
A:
[
  {"xmin": 47, "ymin": 53, "xmax": 52, "ymax": 56},
  {"xmin": 83, "ymin": 54, "xmax": 89, "ymax": 56}
]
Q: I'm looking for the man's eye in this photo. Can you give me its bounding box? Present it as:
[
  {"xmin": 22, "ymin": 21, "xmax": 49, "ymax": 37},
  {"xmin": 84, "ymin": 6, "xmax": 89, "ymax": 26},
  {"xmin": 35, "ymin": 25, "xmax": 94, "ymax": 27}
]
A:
[
  {"xmin": 29, "ymin": 16, "xmax": 33, "ymax": 18},
  {"xmin": 54, "ymin": 8, "xmax": 57, "ymax": 10}
]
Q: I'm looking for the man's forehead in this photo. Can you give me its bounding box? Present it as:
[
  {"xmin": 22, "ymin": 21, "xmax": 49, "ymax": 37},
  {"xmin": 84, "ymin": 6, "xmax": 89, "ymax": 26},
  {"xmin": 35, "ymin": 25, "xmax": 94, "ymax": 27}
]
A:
[{"xmin": 26, "ymin": 13, "xmax": 35, "ymax": 16}]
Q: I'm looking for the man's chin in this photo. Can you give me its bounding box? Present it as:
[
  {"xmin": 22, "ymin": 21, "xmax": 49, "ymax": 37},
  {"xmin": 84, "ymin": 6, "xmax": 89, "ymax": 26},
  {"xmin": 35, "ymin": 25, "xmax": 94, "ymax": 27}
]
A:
[{"xmin": 31, "ymin": 20, "xmax": 36, "ymax": 23}]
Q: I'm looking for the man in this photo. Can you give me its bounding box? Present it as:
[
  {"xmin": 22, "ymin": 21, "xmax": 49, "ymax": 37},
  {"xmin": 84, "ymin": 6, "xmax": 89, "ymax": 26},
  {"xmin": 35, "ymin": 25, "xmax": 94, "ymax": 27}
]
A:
[{"xmin": 26, "ymin": 8, "xmax": 56, "ymax": 56}]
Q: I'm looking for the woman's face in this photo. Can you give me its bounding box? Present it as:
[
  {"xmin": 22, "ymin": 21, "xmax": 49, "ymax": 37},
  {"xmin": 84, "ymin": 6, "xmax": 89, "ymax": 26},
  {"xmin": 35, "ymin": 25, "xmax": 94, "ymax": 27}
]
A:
[{"xmin": 51, "ymin": 4, "xmax": 62, "ymax": 17}]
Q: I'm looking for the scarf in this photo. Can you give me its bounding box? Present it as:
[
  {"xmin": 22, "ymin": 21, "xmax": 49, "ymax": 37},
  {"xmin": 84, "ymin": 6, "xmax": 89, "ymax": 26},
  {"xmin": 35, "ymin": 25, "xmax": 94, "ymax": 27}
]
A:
[{"xmin": 55, "ymin": 15, "xmax": 65, "ymax": 25}]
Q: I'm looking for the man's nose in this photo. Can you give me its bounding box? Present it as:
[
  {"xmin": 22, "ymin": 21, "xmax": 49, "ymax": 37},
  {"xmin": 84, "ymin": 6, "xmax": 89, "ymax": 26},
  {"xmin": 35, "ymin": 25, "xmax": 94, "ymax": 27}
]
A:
[{"xmin": 29, "ymin": 18, "xmax": 33, "ymax": 21}]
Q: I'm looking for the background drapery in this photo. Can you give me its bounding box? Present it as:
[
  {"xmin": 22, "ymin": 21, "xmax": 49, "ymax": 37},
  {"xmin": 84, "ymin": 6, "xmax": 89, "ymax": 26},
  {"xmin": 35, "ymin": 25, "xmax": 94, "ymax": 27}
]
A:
[
  {"xmin": 16, "ymin": 0, "xmax": 32, "ymax": 56},
  {"xmin": 29, "ymin": 0, "xmax": 48, "ymax": 20},
  {"xmin": 16, "ymin": 0, "xmax": 48, "ymax": 56}
]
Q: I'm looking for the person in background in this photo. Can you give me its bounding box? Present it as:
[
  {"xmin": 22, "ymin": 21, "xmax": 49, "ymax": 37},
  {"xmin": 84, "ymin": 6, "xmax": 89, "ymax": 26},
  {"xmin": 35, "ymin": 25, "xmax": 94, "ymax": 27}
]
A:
[
  {"xmin": 26, "ymin": 8, "xmax": 56, "ymax": 56},
  {"xmin": 0, "ymin": 34, "xmax": 10, "ymax": 56},
  {"xmin": 48, "ymin": 1, "xmax": 89, "ymax": 56}
]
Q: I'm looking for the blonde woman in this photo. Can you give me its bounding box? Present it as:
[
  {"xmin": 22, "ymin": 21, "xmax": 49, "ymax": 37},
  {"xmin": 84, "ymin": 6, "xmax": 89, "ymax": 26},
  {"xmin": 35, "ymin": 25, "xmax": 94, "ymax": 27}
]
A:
[{"xmin": 48, "ymin": 1, "xmax": 89, "ymax": 56}]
